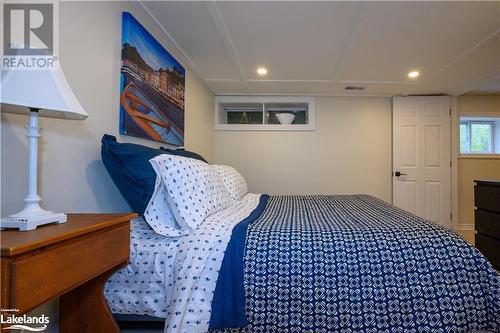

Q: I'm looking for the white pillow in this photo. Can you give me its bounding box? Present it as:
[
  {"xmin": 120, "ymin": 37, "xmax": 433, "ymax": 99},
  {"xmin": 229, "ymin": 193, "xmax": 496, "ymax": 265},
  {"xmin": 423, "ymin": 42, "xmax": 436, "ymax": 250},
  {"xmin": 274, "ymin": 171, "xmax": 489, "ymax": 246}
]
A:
[
  {"xmin": 149, "ymin": 155, "xmax": 233, "ymax": 230},
  {"xmin": 213, "ymin": 165, "xmax": 248, "ymax": 200},
  {"xmin": 143, "ymin": 167, "xmax": 190, "ymax": 237}
]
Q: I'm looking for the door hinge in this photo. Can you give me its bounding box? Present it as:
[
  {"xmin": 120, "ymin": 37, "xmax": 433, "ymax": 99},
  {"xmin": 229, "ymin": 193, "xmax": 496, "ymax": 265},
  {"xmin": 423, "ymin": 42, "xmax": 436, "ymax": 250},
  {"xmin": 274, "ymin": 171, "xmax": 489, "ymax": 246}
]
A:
[
  {"xmin": 450, "ymin": 213, "xmax": 452, "ymax": 220},
  {"xmin": 449, "ymin": 108, "xmax": 451, "ymax": 115},
  {"xmin": 450, "ymin": 160, "xmax": 452, "ymax": 167}
]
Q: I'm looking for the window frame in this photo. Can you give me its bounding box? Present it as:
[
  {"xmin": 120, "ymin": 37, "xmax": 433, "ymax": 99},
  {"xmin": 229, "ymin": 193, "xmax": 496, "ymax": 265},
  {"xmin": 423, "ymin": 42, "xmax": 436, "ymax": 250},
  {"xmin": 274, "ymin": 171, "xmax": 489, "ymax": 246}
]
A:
[
  {"xmin": 460, "ymin": 120, "xmax": 495, "ymax": 154},
  {"xmin": 214, "ymin": 96, "xmax": 316, "ymax": 131}
]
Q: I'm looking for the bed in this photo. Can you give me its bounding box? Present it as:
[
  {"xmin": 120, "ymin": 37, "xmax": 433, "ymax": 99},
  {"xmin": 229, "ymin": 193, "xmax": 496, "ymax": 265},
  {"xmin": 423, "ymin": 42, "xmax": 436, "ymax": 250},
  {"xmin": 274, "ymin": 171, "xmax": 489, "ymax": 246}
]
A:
[
  {"xmin": 106, "ymin": 193, "xmax": 500, "ymax": 333},
  {"xmin": 101, "ymin": 137, "xmax": 499, "ymax": 333}
]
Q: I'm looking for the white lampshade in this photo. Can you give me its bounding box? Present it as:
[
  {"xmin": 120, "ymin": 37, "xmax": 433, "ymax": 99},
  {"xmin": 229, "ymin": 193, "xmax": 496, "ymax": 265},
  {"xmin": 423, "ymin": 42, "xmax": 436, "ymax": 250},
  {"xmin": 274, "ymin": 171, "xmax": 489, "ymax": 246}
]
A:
[{"xmin": 0, "ymin": 62, "xmax": 88, "ymax": 120}]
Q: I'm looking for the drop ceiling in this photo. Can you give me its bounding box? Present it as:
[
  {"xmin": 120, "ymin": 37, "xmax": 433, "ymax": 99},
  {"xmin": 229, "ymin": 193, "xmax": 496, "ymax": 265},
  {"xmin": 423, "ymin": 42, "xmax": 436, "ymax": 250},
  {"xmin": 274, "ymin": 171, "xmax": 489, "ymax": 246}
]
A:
[{"xmin": 142, "ymin": 1, "xmax": 500, "ymax": 96}]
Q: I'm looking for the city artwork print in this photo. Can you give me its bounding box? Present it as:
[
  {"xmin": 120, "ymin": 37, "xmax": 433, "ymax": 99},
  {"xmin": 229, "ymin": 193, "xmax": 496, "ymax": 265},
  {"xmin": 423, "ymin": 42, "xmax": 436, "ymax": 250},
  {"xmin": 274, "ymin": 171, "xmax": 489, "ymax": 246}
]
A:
[{"xmin": 119, "ymin": 12, "xmax": 185, "ymax": 145}]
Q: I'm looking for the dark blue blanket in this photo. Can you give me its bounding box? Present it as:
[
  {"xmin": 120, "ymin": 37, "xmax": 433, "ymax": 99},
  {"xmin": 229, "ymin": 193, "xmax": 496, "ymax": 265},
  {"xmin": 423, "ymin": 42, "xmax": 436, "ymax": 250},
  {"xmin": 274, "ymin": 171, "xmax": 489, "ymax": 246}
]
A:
[
  {"xmin": 210, "ymin": 195, "xmax": 500, "ymax": 332},
  {"xmin": 209, "ymin": 194, "xmax": 269, "ymax": 330}
]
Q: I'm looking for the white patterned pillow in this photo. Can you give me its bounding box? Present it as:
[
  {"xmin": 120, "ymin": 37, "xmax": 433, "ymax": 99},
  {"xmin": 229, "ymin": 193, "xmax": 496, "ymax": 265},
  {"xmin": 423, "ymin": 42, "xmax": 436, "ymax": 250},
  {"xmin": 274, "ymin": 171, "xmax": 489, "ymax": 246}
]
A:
[
  {"xmin": 149, "ymin": 155, "xmax": 233, "ymax": 230},
  {"xmin": 213, "ymin": 165, "xmax": 248, "ymax": 201},
  {"xmin": 143, "ymin": 166, "xmax": 190, "ymax": 237}
]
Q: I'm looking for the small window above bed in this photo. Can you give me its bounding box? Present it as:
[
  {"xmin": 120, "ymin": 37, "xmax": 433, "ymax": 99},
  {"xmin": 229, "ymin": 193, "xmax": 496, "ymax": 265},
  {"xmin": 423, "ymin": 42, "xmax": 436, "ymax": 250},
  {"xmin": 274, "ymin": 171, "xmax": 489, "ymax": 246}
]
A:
[
  {"xmin": 215, "ymin": 96, "xmax": 315, "ymax": 131},
  {"xmin": 460, "ymin": 116, "xmax": 500, "ymax": 155}
]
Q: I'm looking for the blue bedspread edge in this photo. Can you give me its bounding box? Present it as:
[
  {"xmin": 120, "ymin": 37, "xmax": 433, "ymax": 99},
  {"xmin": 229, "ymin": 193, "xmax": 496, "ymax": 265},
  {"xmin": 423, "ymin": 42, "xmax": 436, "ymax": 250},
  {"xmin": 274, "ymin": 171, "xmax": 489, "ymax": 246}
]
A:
[{"xmin": 209, "ymin": 194, "xmax": 269, "ymax": 331}]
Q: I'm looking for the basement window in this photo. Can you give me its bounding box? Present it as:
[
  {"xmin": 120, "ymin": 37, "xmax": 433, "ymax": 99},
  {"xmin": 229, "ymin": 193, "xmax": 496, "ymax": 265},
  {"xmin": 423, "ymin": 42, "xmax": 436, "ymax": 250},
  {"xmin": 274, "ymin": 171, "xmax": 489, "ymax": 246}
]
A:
[
  {"xmin": 460, "ymin": 117, "xmax": 500, "ymax": 154},
  {"xmin": 215, "ymin": 96, "xmax": 315, "ymax": 131}
]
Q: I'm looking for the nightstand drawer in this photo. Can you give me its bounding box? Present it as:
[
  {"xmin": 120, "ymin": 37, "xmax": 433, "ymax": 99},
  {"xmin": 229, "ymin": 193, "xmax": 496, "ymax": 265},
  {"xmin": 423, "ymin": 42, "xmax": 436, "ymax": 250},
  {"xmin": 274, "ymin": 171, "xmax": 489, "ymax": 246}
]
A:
[
  {"xmin": 475, "ymin": 182, "xmax": 500, "ymax": 213},
  {"xmin": 475, "ymin": 233, "xmax": 500, "ymax": 270},
  {"xmin": 8, "ymin": 223, "xmax": 129, "ymax": 312},
  {"xmin": 476, "ymin": 209, "xmax": 500, "ymax": 241}
]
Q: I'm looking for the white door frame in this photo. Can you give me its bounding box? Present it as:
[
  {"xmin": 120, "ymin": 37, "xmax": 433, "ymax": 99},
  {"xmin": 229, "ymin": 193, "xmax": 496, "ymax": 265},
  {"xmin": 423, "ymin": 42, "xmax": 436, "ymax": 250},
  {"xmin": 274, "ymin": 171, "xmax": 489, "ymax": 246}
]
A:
[{"xmin": 450, "ymin": 96, "xmax": 459, "ymax": 231}]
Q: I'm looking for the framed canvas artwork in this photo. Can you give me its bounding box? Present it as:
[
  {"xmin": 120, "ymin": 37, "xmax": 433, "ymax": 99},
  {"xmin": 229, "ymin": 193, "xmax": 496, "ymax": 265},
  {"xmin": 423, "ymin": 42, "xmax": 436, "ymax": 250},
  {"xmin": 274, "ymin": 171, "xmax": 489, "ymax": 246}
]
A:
[{"xmin": 119, "ymin": 12, "xmax": 185, "ymax": 146}]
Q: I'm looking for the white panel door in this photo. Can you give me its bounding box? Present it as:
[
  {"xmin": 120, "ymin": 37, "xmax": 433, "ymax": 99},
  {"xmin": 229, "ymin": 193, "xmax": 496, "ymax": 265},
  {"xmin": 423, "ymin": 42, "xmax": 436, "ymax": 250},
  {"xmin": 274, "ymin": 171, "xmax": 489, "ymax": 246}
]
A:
[{"xmin": 393, "ymin": 96, "xmax": 451, "ymax": 227}]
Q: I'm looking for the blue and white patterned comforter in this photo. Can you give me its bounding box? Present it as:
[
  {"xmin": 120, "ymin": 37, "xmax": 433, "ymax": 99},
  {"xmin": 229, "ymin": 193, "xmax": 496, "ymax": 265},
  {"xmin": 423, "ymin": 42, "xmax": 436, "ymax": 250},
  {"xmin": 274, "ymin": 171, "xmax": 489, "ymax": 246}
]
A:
[
  {"xmin": 211, "ymin": 195, "xmax": 500, "ymax": 333},
  {"xmin": 107, "ymin": 194, "xmax": 500, "ymax": 333}
]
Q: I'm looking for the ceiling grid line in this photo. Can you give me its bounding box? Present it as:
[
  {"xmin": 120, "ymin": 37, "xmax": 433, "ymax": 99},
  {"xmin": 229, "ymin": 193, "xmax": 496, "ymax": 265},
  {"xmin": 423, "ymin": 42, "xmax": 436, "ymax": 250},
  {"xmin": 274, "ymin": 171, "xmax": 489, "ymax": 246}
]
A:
[
  {"xmin": 206, "ymin": 79, "xmax": 419, "ymax": 84},
  {"xmin": 204, "ymin": 1, "xmax": 248, "ymax": 85},
  {"xmin": 331, "ymin": 2, "xmax": 366, "ymax": 82},
  {"xmin": 216, "ymin": 92, "xmax": 393, "ymax": 98},
  {"xmin": 336, "ymin": 80, "xmax": 418, "ymax": 85},
  {"xmin": 205, "ymin": 79, "xmax": 242, "ymax": 82},
  {"xmin": 421, "ymin": 27, "xmax": 500, "ymax": 85}
]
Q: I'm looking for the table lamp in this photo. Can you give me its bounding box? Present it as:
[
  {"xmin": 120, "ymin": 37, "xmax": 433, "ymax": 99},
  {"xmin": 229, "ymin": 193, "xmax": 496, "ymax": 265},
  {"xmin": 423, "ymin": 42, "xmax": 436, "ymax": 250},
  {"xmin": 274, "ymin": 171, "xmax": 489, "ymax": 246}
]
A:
[{"xmin": 0, "ymin": 62, "xmax": 88, "ymax": 231}]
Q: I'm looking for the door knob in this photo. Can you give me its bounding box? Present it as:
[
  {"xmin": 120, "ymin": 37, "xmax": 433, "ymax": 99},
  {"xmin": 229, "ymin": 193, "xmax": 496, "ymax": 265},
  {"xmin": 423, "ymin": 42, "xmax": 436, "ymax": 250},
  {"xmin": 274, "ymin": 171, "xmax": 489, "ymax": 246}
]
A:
[{"xmin": 394, "ymin": 171, "xmax": 407, "ymax": 177}]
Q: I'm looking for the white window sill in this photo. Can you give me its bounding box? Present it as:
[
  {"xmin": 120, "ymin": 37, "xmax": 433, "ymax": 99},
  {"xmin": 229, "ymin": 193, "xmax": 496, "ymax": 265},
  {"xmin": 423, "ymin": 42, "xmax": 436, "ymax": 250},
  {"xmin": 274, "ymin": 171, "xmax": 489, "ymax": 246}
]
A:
[
  {"xmin": 214, "ymin": 124, "xmax": 315, "ymax": 131},
  {"xmin": 458, "ymin": 154, "xmax": 500, "ymax": 159}
]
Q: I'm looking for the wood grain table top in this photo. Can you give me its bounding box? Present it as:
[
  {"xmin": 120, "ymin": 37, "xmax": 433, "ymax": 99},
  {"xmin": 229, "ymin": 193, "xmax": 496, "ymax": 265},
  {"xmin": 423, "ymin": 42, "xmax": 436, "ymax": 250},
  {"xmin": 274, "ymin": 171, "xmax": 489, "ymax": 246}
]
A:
[{"xmin": 1, "ymin": 213, "xmax": 137, "ymax": 257}]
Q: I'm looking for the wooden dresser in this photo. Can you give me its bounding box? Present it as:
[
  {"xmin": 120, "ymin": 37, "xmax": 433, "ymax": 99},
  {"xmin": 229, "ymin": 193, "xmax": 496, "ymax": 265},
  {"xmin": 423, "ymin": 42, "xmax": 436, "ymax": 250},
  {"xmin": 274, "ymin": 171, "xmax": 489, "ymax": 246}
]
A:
[
  {"xmin": 1, "ymin": 213, "xmax": 137, "ymax": 333},
  {"xmin": 474, "ymin": 180, "xmax": 500, "ymax": 269}
]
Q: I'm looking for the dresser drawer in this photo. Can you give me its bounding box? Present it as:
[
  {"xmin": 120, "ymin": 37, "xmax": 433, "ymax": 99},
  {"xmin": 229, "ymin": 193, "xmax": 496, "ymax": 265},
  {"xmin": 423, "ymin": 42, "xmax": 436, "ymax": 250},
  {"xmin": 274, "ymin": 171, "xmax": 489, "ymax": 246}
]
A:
[
  {"xmin": 475, "ymin": 233, "xmax": 500, "ymax": 270},
  {"xmin": 475, "ymin": 209, "xmax": 500, "ymax": 241},
  {"xmin": 7, "ymin": 223, "xmax": 129, "ymax": 312},
  {"xmin": 474, "ymin": 182, "xmax": 500, "ymax": 213}
]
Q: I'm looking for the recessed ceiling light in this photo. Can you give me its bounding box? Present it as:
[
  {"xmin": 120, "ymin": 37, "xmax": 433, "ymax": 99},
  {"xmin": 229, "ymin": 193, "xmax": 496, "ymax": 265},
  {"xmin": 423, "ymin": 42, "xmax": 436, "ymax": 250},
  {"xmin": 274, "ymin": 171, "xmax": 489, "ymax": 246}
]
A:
[
  {"xmin": 257, "ymin": 67, "xmax": 268, "ymax": 76},
  {"xmin": 408, "ymin": 71, "xmax": 420, "ymax": 79}
]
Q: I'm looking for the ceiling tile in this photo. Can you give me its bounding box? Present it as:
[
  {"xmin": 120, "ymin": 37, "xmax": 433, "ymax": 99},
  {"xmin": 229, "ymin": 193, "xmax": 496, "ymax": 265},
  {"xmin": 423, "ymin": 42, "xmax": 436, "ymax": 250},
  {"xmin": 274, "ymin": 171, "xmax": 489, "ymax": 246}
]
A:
[
  {"xmin": 336, "ymin": 1, "xmax": 500, "ymax": 82},
  {"xmin": 143, "ymin": 1, "xmax": 241, "ymax": 79},
  {"xmin": 411, "ymin": 32, "xmax": 500, "ymax": 96},
  {"xmin": 217, "ymin": 1, "xmax": 362, "ymax": 80}
]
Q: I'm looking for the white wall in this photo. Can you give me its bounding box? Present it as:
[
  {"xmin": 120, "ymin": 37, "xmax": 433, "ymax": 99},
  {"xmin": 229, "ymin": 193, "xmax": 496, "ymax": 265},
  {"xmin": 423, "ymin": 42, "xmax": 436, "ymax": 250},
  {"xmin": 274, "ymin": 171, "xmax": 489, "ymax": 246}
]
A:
[
  {"xmin": 1, "ymin": 1, "xmax": 214, "ymax": 217},
  {"xmin": 214, "ymin": 96, "xmax": 393, "ymax": 202}
]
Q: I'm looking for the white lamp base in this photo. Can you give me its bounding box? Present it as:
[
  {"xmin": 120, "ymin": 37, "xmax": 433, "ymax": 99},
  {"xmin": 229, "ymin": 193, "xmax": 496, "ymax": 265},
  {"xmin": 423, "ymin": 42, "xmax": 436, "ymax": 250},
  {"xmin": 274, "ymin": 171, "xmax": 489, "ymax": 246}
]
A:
[
  {"xmin": 0, "ymin": 110, "xmax": 68, "ymax": 232},
  {"xmin": 0, "ymin": 213, "xmax": 67, "ymax": 231}
]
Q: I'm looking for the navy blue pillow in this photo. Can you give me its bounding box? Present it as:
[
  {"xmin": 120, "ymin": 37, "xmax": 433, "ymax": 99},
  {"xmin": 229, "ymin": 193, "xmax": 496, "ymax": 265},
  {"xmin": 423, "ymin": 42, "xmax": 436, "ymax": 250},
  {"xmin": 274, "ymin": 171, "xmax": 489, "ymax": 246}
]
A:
[
  {"xmin": 101, "ymin": 135, "xmax": 165, "ymax": 214},
  {"xmin": 101, "ymin": 135, "xmax": 207, "ymax": 215},
  {"xmin": 159, "ymin": 147, "xmax": 208, "ymax": 163}
]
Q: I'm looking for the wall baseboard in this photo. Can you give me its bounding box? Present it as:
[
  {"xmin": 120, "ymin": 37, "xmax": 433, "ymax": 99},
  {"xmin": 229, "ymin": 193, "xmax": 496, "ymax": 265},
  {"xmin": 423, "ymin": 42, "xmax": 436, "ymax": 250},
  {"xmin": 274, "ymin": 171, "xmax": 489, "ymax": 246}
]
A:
[{"xmin": 458, "ymin": 223, "xmax": 474, "ymax": 231}]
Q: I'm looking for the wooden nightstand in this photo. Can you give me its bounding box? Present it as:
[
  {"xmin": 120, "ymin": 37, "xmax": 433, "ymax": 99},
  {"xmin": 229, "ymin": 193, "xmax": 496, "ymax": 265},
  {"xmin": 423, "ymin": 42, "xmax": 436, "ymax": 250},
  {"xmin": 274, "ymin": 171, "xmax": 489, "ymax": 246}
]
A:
[{"xmin": 1, "ymin": 213, "xmax": 137, "ymax": 333}]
